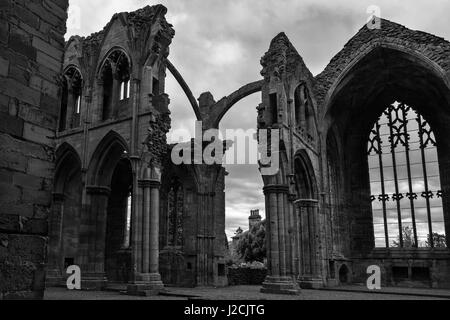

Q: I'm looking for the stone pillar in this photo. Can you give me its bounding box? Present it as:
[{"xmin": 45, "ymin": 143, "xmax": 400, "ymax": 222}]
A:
[
  {"xmin": 142, "ymin": 181, "xmax": 151, "ymax": 273},
  {"xmin": 295, "ymin": 199, "xmax": 323, "ymax": 289},
  {"xmin": 261, "ymin": 184, "xmax": 300, "ymax": 295},
  {"xmin": 127, "ymin": 172, "xmax": 164, "ymax": 296},
  {"xmin": 286, "ymin": 194, "xmax": 297, "ymax": 279},
  {"xmin": 46, "ymin": 193, "xmax": 65, "ymax": 286},
  {"xmin": 149, "ymin": 181, "xmax": 162, "ymax": 278}
]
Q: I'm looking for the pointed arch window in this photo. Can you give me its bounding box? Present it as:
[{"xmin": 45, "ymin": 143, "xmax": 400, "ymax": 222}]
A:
[
  {"xmin": 59, "ymin": 67, "xmax": 83, "ymax": 131},
  {"xmin": 100, "ymin": 50, "xmax": 130, "ymax": 121},
  {"xmin": 368, "ymin": 102, "xmax": 446, "ymax": 248},
  {"xmin": 294, "ymin": 84, "xmax": 316, "ymax": 142}
]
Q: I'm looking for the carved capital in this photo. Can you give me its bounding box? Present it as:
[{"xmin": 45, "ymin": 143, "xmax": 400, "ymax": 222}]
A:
[
  {"xmin": 138, "ymin": 180, "xmax": 161, "ymax": 189},
  {"xmin": 294, "ymin": 199, "xmax": 319, "ymax": 208},
  {"xmin": 86, "ymin": 185, "xmax": 111, "ymax": 196},
  {"xmin": 263, "ymin": 184, "xmax": 290, "ymax": 195}
]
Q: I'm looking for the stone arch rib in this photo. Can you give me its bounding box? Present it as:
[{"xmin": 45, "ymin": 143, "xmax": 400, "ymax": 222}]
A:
[
  {"xmin": 213, "ymin": 80, "xmax": 264, "ymax": 128},
  {"xmin": 166, "ymin": 59, "xmax": 202, "ymax": 121},
  {"xmin": 87, "ymin": 131, "xmax": 130, "ymax": 187}
]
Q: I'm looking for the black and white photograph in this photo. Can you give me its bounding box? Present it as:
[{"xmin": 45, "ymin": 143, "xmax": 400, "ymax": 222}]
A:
[{"xmin": 1, "ymin": 0, "xmax": 450, "ymax": 312}]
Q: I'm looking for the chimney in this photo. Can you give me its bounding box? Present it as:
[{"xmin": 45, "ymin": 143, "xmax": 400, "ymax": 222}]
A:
[{"xmin": 249, "ymin": 209, "xmax": 262, "ymax": 230}]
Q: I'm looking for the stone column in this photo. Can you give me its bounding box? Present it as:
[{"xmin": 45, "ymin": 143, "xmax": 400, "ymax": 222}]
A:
[
  {"xmin": 46, "ymin": 193, "xmax": 65, "ymax": 286},
  {"xmin": 127, "ymin": 172, "xmax": 164, "ymax": 296},
  {"xmin": 295, "ymin": 199, "xmax": 323, "ymax": 289},
  {"xmin": 261, "ymin": 184, "xmax": 300, "ymax": 295},
  {"xmin": 149, "ymin": 180, "xmax": 163, "ymax": 280},
  {"xmin": 142, "ymin": 180, "xmax": 151, "ymax": 273}
]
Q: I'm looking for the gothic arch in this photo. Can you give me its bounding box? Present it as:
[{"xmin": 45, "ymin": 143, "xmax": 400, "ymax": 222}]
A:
[
  {"xmin": 87, "ymin": 131, "xmax": 130, "ymax": 187},
  {"xmin": 317, "ymin": 20, "xmax": 450, "ymax": 120},
  {"xmin": 96, "ymin": 47, "xmax": 133, "ymax": 81},
  {"xmin": 293, "ymin": 83, "xmax": 319, "ymax": 140},
  {"xmin": 321, "ymin": 36, "xmax": 450, "ymax": 252},
  {"xmin": 54, "ymin": 143, "xmax": 82, "ymax": 194},
  {"xmin": 294, "ymin": 149, "xmax": 318, "ymax": 200},
  {"xmin": 166, "ymin": 59, "xmax": 201, "ymax": 120},
  {"xmin": 213, "ymin": 80, "xmax": 264, "ymax": 128}
]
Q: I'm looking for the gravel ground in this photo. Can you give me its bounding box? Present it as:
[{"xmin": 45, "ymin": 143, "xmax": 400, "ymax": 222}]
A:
[{"xmin": 44, "ymin": 285, "xmax": 446, "ymax": 300}]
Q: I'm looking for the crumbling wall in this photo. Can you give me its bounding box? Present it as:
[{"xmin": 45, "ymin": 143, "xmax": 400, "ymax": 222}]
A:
[{"xmin": 0, "ymin": 0, "xmax": 68, "ymax": 299}]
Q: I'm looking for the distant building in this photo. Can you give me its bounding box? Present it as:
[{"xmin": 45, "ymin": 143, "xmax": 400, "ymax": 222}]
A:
[
  {"xmin": 229, "ymin": 210, "xmax": 262, "ymax": 260},
  {"xmin": 249, "ymin": 210, "xmax": 262, "ymax": 230}
]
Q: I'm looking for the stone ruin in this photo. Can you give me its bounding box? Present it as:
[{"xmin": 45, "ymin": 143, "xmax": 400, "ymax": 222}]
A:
[{"xmin": 1, "ymin": 2, "xmax": 450, "ymax": 299}]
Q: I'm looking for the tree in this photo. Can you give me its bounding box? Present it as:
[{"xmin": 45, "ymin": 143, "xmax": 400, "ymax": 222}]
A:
[
  {"xmin": 425, "ymin": 233, "xmax": 447, "ymax": 248},
  {"xmin": 392, "ymin": 226, "xmax": 416, "ymax": 248},
  {"xmin": 236, "ymin": 221, "xmax": 266, "ymax": 263}
]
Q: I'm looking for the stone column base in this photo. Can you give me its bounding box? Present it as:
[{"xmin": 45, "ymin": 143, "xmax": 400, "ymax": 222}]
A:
[
  {"xmin": 127, "ymin": 273, "xmax": 164, "ymax": 296},
  {"xmin": 298, "ymin": 276, "xmax": 324, "ymax": 289},
  {"xmin": 261, "ymin": 276, "xmax": 300, "ymax": 295},
  {"xmin": 80, "ymin": 273, "xmax": 107, "ymax": 290}
]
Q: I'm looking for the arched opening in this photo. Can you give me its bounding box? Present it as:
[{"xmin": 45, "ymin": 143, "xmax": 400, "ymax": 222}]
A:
[
  {"xmin": 294, "ymin": 151, "xmax": 317, "ymax": 200},
  {"xmin": 59, "ymin": 66, "xmax": 82, "ymax": 131},
  {"xmin": 99, "ymin": 50, "xmax": 131, "ymax": 121},
  {"xmin": 51, "ymin": 144, "xmax": 83, "ymax": 278},
  {"xmin": 87, "ymin": 131, "xmax": 132, "ymax": 284},
  {"xmin": 294, "ymin": 151, "xmax": 320, "ymax": 285},
  {"xmin": 105, "ymin": 157, "xmax": 133, "ymax": 283},
  {"xmin": 294, "ymin": 84, "xmax": 316, "ymax": 142},
  {"xmin": 339, "ymin": 264, "xmax": 349, "ymax": 284},
  {"xmin": 326, "ymin": 130, "xmax": 348, "ymax": 256},
  {"xmin": 219, "ymin": 93, "xmax": 266, "ymax": 247},
  {"xmin": 324, "ymin": 45, "xmax": 450, "ymax": 286},
  {"xmin": 368, "ymin": 101, "xmax": 445, "ymax": 248}
]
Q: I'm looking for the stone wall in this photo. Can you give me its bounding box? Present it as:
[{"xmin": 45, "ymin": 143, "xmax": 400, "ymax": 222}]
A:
[
  {"xmin": 0, "ymin": 0, "xmax": 68, "ymax": 299},
  {"xmin": 227, "ymin": 267, "xmax": 267, "ymax": 286}
]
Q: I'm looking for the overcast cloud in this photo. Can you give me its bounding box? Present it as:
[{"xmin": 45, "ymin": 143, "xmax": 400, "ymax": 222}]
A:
[{"xmin": 66, "ymin": 0, "xmax": 450, "ymax": 239}]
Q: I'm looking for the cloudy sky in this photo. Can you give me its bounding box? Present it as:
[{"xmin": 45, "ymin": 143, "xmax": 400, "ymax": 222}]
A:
[{"xmin": 66, "ymin": 0, "xmax": 450, "ymax": 239}]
